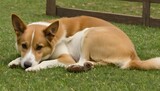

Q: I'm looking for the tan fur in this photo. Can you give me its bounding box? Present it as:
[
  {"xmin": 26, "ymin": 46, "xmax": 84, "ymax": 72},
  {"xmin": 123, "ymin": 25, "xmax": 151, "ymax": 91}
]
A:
[
  {"xmin": 79, "ymin": 27, "xmax": 160, "ymax": 70},
  {"xmin": 58, "ymin": 54, "xmax": 76, "ymax": 64},
  {"xmin": 50, "ymin": 16, "xmax": 116, "ymax": 37},
  {"xmin": 47, "ymin": 16, "xmax": 116, "ymax": 65}
]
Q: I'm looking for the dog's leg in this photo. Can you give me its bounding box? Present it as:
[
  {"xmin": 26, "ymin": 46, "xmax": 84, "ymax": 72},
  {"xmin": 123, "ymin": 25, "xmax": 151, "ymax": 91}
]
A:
[
  {"xmin": 8, "ymin": 57, "xmax": 21, "ymax": 68},
  {"xmin": 25, "ymin": 54, "xmax": 76, "ymax": 72},
  {"xmin": 25, "ymin": 59, "xmax": 66, "ymax": 71},
  {"xmin": 66, "ymin": 57, "xmax": 94, "ymax": 72}
]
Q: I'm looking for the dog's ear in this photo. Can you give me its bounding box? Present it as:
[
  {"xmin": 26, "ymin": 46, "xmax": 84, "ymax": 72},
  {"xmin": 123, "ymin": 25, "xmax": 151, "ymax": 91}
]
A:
[
  {"xmin": 11, "ymin": 14, "xmax": 26, "ymax": 37},
  {"xmin": 43, "ymin": 21, "xmax": 59, "ymax": 42}
]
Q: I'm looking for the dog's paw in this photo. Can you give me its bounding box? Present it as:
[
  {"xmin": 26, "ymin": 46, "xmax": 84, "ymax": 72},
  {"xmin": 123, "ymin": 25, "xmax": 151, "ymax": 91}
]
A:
[
  {"xmin": 83, "ymin": 62, "xmax": 93, "ymax": 70},
  {"xmin": 25, "ymin": 66, "xmax": 41, "ymax": 72},
  {"xmin": 25, "ymin": 64, "xmax": 48, "ymax": 72},
  {"xmin": 66, "ymin": 62, "xmax": 93, "ymax": 72},
  {"xmin": 8, "ymin": 61, "xmax": 20, "ymax": 68},
  {"xmin": 67, "ymin": 65, "xmax": 84, "ymax": 72}
]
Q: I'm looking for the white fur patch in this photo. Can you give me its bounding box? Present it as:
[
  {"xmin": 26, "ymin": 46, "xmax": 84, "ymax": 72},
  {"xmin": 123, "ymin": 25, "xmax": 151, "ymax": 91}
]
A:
[
  {"xmin": 8, "ymin": 57, "xmax": 21, "ymax": 67},
  {"xmin": 28, "ymin": 22, "xmax": 51, "ymax": 26},
  {"xmin": 51, "ymin": 42, "xmax": 70, "ymax": 59},
  {"xmin": 31, "ymin": 30, "xmax": 35, "ymax": 45},
  {"xmin": 65, "ymin": 28, "xmax": 90, "ymax": 62},
  {"xmin": 21, "ymin": 30, "xmax": 38, "ymax": 68},
  {"xmin": 50, "ymin": 31, "xmax": 68, "ymax": 59},
  {"xmin": 21, "ymin": 49, "xmax": 38, "ymax": 68},
  {"xmin": 148, "ymin": 57, "xmax": 160, "ymax": 69},
  {"xmin": 68, "ymin": 57, "xmax": 87, "ymax": 67},
  {"xmin": 25, "ymin": 59, "xmax": 66, "ymax": 71},
  {"xmin": 149, "ymin": 57, "xmax": 160, "ymax": 63}
]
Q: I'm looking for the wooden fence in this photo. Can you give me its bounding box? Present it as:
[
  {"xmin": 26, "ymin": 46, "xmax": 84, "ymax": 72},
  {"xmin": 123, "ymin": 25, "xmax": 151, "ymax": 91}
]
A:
[{"xmin": 46, "ymin": 0, "xmax": 160, "ymax": 27}]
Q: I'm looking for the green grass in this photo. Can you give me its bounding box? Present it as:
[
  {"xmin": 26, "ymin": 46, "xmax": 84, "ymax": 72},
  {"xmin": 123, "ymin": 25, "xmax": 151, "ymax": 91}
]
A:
[{"xmin": 1, "ymin": 0, "xmax": 160, "ymax": 91}]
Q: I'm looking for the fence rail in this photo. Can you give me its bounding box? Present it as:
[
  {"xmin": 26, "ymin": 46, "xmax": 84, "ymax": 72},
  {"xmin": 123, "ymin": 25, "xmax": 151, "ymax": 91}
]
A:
[
  {"xmin": 46, "ymin": 0, "xmax": 160, "ymax": 27},
  {"xmin": 124, "ymin": 0, "xmax": 160, "ymax": 3}
]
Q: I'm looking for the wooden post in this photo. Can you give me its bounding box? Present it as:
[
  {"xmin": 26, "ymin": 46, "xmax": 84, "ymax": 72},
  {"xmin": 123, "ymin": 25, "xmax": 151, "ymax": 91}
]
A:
[
  {"xmin": 46, "ymin": 0, "xmax": 56, "ymax": 16},
  {"xmin": 142, "ymin": 0, "xmax": 150, "ymax": 26}
]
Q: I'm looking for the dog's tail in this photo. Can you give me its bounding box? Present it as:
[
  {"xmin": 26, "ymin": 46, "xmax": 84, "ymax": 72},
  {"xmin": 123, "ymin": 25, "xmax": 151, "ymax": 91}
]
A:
[{"xmin": 126, "ymin": 57, "xmax": 160, "ymax": 70}]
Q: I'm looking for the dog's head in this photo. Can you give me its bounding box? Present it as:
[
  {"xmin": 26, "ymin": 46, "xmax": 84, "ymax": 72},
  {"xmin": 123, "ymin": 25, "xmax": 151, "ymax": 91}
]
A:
[{"xmin": 12, "ymin": 14, "xmax": 59, "ymax": 68}]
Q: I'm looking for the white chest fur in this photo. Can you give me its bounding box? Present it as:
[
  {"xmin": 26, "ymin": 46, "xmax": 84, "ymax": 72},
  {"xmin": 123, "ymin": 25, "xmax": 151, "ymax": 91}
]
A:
[{"xmin": 65, "ymin": 28, "xmax": 89, "ymax": 62}]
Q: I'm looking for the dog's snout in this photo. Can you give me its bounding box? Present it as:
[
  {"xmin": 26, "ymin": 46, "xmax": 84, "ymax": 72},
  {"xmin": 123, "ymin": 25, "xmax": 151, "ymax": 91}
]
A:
[{"xmin": 24, "ymin": 61, "xmax": 32, "ymax": 68}]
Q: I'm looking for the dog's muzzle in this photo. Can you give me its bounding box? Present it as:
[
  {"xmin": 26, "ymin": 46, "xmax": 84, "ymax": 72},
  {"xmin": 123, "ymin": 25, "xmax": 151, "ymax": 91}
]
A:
[{"xmin": 24, "ymin": 61, "xmax": 32, "ymax": 68}]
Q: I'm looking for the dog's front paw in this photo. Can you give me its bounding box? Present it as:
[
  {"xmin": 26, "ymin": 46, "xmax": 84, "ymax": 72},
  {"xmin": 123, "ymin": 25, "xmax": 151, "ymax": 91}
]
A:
[
  {"xmin": 25, "ymin": 61, "xmax": 51, "ymax": 72},
  {"xmin": 8, "ymin": 62, "xmax": 19, "ymax": 68},
  {"xmin": 25, "ymin": 66, "xmax": 41, "ymax": 72},
  {"xmin": 8, "ymin": 58, "xmax": 21, "ymax": 68}
]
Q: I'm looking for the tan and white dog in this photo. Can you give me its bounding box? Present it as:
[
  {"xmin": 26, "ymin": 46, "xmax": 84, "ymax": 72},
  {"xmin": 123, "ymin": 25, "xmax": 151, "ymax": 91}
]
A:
[
  {"xmin": 8, "ymin": 14, "xmax": 114, "ymax": 71},
  {"xmin": 8, "ymin": 14, "xmax": 160, "ymax": 72}
]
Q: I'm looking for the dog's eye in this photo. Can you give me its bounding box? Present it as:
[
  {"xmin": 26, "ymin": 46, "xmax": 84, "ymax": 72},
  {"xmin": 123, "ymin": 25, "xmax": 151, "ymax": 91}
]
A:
[
  {"xmin": 36, "ymin": 45, "xmax": 43, "ymax": 50},
  {"xmin": 22, "ymin": 44, "xmax": 27, "ymax": 49}
]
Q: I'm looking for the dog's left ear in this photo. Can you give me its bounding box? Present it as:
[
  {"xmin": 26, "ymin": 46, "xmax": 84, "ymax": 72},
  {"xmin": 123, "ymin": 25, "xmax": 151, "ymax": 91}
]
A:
[{"xmin": 43, "ymin": 21, "xmax": 59, "ymax": 42}]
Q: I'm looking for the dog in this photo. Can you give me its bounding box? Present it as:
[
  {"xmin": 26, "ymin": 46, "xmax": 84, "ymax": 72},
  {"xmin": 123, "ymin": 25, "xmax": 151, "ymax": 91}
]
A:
[
  {"xmin": 8, "ymin": 14, "xmax": 160, "ymax": 72},
  {"xmin": 8, "ymin": 14, "xmax": 115, "ymax": 71}
]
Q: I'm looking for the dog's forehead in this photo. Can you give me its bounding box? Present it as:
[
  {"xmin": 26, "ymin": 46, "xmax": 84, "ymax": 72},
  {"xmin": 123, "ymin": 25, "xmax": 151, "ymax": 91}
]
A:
[
  {"xmin": 27, "ymin": 24, "xmax": 47, "ymax": 31},
  {"xmin": 19, "ymin": 25, "xmax": 47, "ymax": 44},
  {"xmin": 33, "ymin": 30, "xmax": 47, "ymax": 44}
]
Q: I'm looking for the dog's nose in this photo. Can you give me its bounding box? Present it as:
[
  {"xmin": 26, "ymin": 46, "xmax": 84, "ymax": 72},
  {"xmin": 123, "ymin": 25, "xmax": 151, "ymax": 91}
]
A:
[{"xmin": 24, "ymin": 61, "xmax": 32, "ymax": 68}]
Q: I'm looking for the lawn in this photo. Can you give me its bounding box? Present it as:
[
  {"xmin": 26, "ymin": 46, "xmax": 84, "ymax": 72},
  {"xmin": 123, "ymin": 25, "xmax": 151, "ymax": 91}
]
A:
[{"xmin": 1, "ymin": 0, "xmax": 160, "ymax": 91}]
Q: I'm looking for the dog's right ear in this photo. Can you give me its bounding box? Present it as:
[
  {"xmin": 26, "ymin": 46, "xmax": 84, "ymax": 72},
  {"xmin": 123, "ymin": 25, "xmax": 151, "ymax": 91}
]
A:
[{"xmin": 11, "ymin": 14, "xmax": 26, "ymax": 37}]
